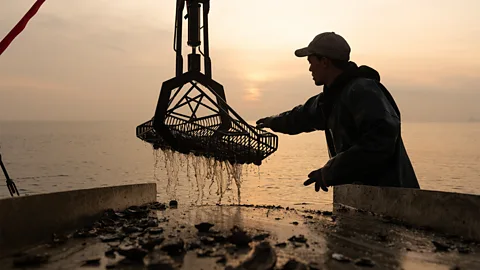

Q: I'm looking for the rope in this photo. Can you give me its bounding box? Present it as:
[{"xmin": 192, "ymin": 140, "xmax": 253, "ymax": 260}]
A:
[
  {"xmin": 0, "ymin": 0, "xmax": 47, "ymax": 196},
  {"xmin": 0, "ymin": 0, "xmax": 46, "ymax": 56}
]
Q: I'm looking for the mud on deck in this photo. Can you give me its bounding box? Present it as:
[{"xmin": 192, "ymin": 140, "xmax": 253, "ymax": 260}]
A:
[{"xmin": 1, "ymin": 202, "xmax": 479, "ymax": 270}]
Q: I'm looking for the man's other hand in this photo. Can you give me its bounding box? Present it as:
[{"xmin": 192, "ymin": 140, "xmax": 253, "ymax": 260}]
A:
[
  {"xmin": 304, "ymin": 168, "xmax": 328, "ymax": 192},
  {"xmin": 256, "ymin": 116, "xmax": 273, "ymax": 129}
]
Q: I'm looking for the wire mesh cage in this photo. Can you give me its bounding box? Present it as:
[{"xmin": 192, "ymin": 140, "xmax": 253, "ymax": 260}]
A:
[
  {"xmin": 136, "ymin": 0, "xmax": 278, "ymax": 165},
  {"xmin": 137, "ymin": 79, "xmax": 278, "ymax": 165}
]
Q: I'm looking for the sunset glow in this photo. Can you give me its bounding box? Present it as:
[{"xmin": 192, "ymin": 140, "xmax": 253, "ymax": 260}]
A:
[{"xmin": 0, "ymin": 0, "xmax": 479, "ymax": 122}]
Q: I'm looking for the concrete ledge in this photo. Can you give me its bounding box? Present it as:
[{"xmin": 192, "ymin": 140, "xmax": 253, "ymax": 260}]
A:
[
  {"xmin": 0, "ymin": 183, "xmax": 157, "ymax": 256},
  {"xmin": 333, "ymin": 184, "xmax": 480, "ymax": 241}
]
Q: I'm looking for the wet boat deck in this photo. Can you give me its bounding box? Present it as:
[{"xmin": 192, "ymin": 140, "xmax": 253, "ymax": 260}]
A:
[{"xmin": 1, "ymin": 202, "xmax": 479, "ymax": 269}]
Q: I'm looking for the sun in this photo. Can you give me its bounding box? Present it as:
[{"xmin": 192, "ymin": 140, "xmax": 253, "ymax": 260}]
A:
[{"xmin": 243, "ymin": 87, "xmax": 261, "ymax": 101}]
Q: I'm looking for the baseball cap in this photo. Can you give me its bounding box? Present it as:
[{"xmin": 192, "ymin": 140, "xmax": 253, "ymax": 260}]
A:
[{"xmin": 294, "ymin": 32, "xmax": 351, "ymax": 61}]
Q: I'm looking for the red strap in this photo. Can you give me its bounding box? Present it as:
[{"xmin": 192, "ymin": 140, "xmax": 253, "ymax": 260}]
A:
[{"xmin": 0, "ymin": 0, "xmax": 46, "ymax": 56}]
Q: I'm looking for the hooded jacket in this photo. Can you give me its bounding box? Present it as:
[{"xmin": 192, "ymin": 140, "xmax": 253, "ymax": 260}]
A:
[{"xmin": 268, "ymin": 62, "xmax": 420, "ymax": 189}]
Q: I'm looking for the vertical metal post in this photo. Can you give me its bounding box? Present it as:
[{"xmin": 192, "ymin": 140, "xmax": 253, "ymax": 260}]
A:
[
  {"xmin": 174, "ymin": 0, "xmax": 184, "ymax": 77},
  {"xmin": 203, "ymin": 0, "xmax": 212, "ymax": 78},
  {"xmin": 187, "ymin": 0, "xmax": 201, "ymax": 72}
]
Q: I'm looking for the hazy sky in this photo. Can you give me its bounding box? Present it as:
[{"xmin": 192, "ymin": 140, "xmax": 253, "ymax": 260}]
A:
[{"xmin": 0, "ymin": 0, "xmax": 479, "ymax": 122}]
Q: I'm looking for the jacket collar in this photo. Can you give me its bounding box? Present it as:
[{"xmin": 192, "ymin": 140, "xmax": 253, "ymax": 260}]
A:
[{"xmin": 323, "ymin": 62, "xmax": 360, "ymax": 101}]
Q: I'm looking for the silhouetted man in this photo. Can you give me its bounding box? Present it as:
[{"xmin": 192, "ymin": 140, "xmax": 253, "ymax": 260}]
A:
[{"xmin": 256, "ymin": 32, "xmax": 420, "ymax": 192}]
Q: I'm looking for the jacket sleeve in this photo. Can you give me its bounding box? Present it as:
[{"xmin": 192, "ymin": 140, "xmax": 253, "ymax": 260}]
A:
[
  {"xmin": 268, "ymin": 94, "xmax": 327, "ymax": 135},
  {"xmin": 321, "ymin": 79, "xmax": 400, "ymax": 186}
]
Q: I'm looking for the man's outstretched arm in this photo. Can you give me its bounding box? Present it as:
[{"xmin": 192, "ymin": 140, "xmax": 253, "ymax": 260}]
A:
[
  {"xmin": 320, "ymin": 80, "xmax": 400, "ymax": 186},
  {"xmin": 256, "ymin": 94, "xmax": 327, "ymax": 135}
]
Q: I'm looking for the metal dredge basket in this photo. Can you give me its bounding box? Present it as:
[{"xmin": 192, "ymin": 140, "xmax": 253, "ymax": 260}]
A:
[{"xmin": 136, "ymin": 0, "xmax": 278, "ymax": 165}]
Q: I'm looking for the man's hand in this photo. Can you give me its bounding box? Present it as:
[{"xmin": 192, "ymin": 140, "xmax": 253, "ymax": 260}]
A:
[
  {"xmin": 303, "ymin": 168, "xmax": 328, "ymax": 192},
  {"xmin": 256, "ymin": 116, "xmax": 274, "ymax": 129}
]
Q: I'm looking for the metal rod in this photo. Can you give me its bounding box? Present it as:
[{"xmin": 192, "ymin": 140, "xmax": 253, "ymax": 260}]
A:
[
  {"xmin": 203, "ymin": 0, "xmax": 212, "ymax": 78},
  {"xmin": 175, "ymin": 0, "xmax": 184, "ymax": 77},
  {"xmin": 187, "ymin": 0, "xmax": 201, "ymax": 48},
  {"xmin": 167, "ymin": 84, "xmax": 185, "ymax": 108},
  {"xmin": 0, "ymin": 153, "xmax": 19, "ymax": 197},
  {"xmin": 191, "ymin": 95, "xmax": 204, "ymax": 117},
  {"xmin": 168, "ymin": 83, "xmax": 196, "ymax": 111},
  {"xmin": 184, "ymin": 96, "xmax": 197, "ymax": 119}
]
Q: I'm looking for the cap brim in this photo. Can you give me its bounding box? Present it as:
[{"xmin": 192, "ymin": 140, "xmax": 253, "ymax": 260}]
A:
[{"xmin": 294, "ymin": 47, "xmax": 312, "ymax": 57}]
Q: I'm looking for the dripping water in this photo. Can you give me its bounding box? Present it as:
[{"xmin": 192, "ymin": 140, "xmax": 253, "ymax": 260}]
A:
[{"xmin": 153, "ymin": 149, "xmax": 245, "ymax": 205}]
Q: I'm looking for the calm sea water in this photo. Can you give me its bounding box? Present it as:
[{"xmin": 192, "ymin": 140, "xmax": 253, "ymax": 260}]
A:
[{"xmin": 0, "ymin": 121, "xmax": 479, "ymax": 210}]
